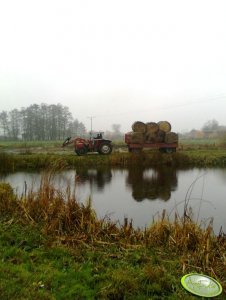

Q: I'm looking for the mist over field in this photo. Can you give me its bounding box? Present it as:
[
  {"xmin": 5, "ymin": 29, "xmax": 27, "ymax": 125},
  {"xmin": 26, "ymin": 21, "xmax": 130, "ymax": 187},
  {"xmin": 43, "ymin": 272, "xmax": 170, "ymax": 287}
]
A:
[{"xmin": 0, "ymin": 0, "xmax": 226, "ymax": 133}]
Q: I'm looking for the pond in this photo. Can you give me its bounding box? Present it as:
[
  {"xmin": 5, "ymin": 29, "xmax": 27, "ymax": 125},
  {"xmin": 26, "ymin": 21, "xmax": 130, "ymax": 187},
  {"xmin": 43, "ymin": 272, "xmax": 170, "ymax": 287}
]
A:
[{"xmin": 1, "ymin": 167, "xmax": 226, "ymax": 234}]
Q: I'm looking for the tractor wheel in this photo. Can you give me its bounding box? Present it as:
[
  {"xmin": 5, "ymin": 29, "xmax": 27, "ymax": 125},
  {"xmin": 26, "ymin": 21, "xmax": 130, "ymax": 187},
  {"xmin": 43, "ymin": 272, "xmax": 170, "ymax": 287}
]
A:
[
  {"xmin": 160, "ymin": 147, "xmax": 175, "ymax": 154},
  {"xmin": 98, "ymin": 143, "xmax": 112, "ymax": 155},
  {"xmin": 159, "ymin": 148, "xmax": 165, "ymax": 153},
  {"xmin": 75, "ymin": 147, "xmax": 88, "ymax": 156},
  {"xmin": 165, "ymin": 147, "xmax": 176, "ymax": 153}
]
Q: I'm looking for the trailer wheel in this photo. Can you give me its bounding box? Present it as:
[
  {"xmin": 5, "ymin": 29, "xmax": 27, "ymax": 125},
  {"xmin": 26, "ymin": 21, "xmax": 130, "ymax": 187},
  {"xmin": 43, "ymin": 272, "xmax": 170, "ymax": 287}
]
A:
[
  {"xmin": 130, "ymin": 148, "xmax": 142, "ymax": 154},
  {"xmin": 99, "ymin": 143, "xmax": 112, "ymax": 155},
  {"xmin": 75, "ymin": 147, "xmax": 88, "ymax": 156},
  {"xmin": 162, "ymin": 147, "xmax": 175, "ymax": 154}
]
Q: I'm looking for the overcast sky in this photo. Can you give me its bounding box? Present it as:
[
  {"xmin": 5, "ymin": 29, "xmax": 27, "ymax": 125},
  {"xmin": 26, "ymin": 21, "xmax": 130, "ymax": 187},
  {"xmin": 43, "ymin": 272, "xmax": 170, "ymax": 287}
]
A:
[{"xmin": 0, "ymin": 0, "xmax": 226, "ymax": 133}]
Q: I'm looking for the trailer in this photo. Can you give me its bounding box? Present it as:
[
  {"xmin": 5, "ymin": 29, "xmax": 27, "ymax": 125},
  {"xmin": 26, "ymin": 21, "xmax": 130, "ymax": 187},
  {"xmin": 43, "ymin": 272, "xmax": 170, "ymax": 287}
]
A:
[{"xmin": 125, "ymin": 132, "xmax": 178, "ymax": 153}]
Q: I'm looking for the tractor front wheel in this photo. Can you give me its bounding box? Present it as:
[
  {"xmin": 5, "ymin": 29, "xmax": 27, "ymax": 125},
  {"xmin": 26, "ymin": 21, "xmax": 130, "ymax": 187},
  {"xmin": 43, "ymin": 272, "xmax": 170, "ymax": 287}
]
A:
[{"xmin": 98, "ymin": 143, "xmax": 112, "ymax": 155}]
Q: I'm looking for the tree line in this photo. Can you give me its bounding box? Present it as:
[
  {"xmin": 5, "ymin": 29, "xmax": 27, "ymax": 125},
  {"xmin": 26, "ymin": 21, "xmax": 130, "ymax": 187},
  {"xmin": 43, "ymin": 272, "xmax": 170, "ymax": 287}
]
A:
[
  {"xmin": 0, "ymin": 103, "xmax": 86, "ymax": 141},
  {"xmin": 181, "ymin": 119, "xmax": 226, "ymax": 139}
]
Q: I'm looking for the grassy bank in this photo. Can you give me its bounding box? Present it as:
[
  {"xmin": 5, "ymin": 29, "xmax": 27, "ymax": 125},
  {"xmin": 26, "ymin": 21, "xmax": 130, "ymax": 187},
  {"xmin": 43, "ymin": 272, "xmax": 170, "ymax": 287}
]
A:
[
  {"xmin": 0, "ymin": 180, "xmax": 225, "ymax": 299},
  {"xmin": 1, "ymin": 149, "xmax": 226, "ymax": 173},
  {"xmin": 1, "ymin": 138, "xmax": 226, "ymax": 170}
]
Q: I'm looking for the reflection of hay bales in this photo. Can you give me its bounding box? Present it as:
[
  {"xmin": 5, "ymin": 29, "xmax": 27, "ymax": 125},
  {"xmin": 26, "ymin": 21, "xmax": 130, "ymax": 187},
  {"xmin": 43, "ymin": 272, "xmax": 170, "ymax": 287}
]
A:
[
  {"xmin": 146, "ymin": 188, "xmax": 158, "ymax": 200},
  {"xmin": 132, "ymin": 189, "xmax": 145, "ymax": 201},
  {"xmin": 159, "ymin": 190, "xmax": 171, "ymax": 201},
  {"xmin": 127, "ymin": 166, "xmax": 178, "ymax": 203}
]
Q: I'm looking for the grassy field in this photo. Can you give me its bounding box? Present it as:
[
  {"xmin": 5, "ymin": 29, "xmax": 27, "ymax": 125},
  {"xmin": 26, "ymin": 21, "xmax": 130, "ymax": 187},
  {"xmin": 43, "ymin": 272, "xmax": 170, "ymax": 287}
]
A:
[
  {"xmin": 0, "ymin": 137, "xmax": 225, "ymax": 151},
  {"xmin": 0, "ymin": 139, "xmax": 226, "ymax": 299},
  {"xmin": 0, "ymin": 140, "xmax": 62, "ymax": 149},
  {"xmin": 0, "ymin": 181, "xmax": 225, "ymax": 299}
]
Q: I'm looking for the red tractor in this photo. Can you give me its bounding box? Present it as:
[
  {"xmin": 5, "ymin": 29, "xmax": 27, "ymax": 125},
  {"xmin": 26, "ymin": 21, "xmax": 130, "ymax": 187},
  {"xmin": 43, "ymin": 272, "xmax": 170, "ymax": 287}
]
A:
[{"xmin": 62, "ymin": 133, "xmax": 113, "ymax": 156}]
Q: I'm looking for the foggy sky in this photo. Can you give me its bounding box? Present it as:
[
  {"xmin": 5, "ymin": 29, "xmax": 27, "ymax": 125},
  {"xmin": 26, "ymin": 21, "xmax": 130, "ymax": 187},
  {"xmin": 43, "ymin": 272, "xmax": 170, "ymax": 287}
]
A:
[{"xmin": 0, "ymin": 0, "xmax": 226, "ymax": 133}]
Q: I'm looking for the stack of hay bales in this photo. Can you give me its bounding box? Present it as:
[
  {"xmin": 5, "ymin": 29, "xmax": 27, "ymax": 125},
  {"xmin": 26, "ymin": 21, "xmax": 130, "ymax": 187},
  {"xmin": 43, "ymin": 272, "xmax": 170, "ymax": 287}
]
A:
[{"xmin": 129, "ymin": 121, "xmax": 178, "ymax": 144}]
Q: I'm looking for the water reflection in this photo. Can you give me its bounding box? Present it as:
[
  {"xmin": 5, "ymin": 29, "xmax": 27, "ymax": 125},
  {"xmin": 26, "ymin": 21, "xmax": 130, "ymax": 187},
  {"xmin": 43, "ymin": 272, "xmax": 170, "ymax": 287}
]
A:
[
  {"xmin": 0, "ymin": 167, "xmax": 225, "ymax": 233},
  {"xmin": 76, "ymin": 168, "xmax": 112, "ymax": 191},
  {"xmin": 126, "ymin": 166, "xmax": 177, "ymax": 202}
]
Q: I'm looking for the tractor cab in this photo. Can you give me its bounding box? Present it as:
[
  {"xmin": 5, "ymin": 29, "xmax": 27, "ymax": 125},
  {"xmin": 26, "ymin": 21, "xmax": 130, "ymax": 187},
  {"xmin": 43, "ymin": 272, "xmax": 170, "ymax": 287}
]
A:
[{"xmin": 93, "ymin": 132, "xmax": 103, "ymax": 139}]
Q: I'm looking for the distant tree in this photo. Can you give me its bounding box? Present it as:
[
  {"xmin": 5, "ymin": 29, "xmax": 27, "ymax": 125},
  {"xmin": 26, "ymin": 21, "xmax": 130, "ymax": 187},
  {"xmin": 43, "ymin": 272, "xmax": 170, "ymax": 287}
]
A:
[
  {"xmin": 0, "ymin": 111, "xmax": 9, "ymax": 139},
  {"xmin": 8, "ymin": 109, "xmax": 21, "ymax": 140},
  {"xmin": 0, "ymin": 103, "xmax": 86, "ymax": 141},
  {"xmin": 112, "ymin": 124, "xmax": 121, "ymax": 134},
  {"xmin": 104, "ymin": 124, "xmax": 123, "ymax": 141},
  {"xmin": 21, "ymin": 105, "xmax": 41, "ymax": 140},
  {"xmin": 30, "ymin": 104, "xmax": 41, "ymax": 140},
  {"xmin": 68, "ymin": 119, "xmax": 87, "ymax": 137},
  {"xmin": 202, "ymin": 119, "xmax": 219, "ymax": 132},
  {"xmin": 60, "ymin": 105, "xmax": 73, "ymax": 139},
  {"xmin": 20, "ymin": 107, "xmax": 28, "ymax": 140},
  {"xmin": 39, "ymin": 103, "xmax": 48, "ymax": 140}
]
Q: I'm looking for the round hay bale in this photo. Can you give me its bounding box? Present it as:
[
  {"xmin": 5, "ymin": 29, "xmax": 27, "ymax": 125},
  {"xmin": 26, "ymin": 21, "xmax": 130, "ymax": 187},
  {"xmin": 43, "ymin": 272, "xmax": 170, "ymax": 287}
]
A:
[
  {"xmin": 156, "ymin": 130, "xmax": 165, "ymax": 142},
  {"xmin": 164, "ymin": 132, "xmax": 178, "ymax": 143},
  {"xmin": 157, "ymin": 121, "xmax": 171, "ymax": 133},
  {"xmin": 145, "ymin": 132, "xmax": 157, "ymax": 143},
  {"xmin": 145, "ymin": 130, "xmax": 165, "ymax": 143},
  {"xmin": 130, "ymin": 132, "xmax": 145, "ymax": 143},
  {"xmin": 132, "ymin": 121, "xmax": 146, "ymax": 133},
  {"xmin": 146, "ymin": 122, "xmax": 159, "ymax": 133}
]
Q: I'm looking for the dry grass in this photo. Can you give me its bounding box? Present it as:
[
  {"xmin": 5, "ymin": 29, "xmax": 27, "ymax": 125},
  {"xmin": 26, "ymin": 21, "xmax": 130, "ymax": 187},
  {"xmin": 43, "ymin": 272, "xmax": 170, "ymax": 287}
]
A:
[{"xmin": 0, "ymin": 171, "xmax": 225, "ymax": 294}]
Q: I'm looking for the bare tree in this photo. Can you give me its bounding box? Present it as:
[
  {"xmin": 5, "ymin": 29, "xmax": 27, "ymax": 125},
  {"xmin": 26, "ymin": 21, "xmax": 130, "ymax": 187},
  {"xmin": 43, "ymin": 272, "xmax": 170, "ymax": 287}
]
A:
[
  {"xmin": 202, "ymin": 119, "xmax": 219, "ymax": 132},
  {"xmin": 0, "ymin": 111, "xmax": 9, "ymax": 139},
  {"xmin": 8, "ymin": 109, "xmax": 21, "ymax": 140},
  {"xmin": 0, "ymin": 103, "xmax": 86, "ymax": 141}
]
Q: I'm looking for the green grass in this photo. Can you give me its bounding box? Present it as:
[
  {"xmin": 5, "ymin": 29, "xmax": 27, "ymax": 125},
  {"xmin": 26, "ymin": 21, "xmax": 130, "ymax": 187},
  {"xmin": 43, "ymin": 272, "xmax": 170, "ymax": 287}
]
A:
[
  {"xmin": 0, "ymin": 137, "xmax": 225, "ymax": 151},
  {"xmin": 0, "ymin": 221, "xmax": 209, "ymax": 300},
  {"xmin": 0, "ymin": 222, "xmax": 96, "ymax": 300},
  {"xmin": 0, "ymin": 180, "xmax": 225, "ymax": 299},
  {"xmin": 179, "ymin": 138, "xmax": 219, "ymax": 145},
  {"xmin": 0, "ymin": 140, "xmax": 62, "ymax": 149},
  {"xmin": 177, "ymin": 149, "xmax": 226, "ymax": 166},
  {"xmin": 1, "ymin": 149, "xmax": 226, "ymax": 173}
]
